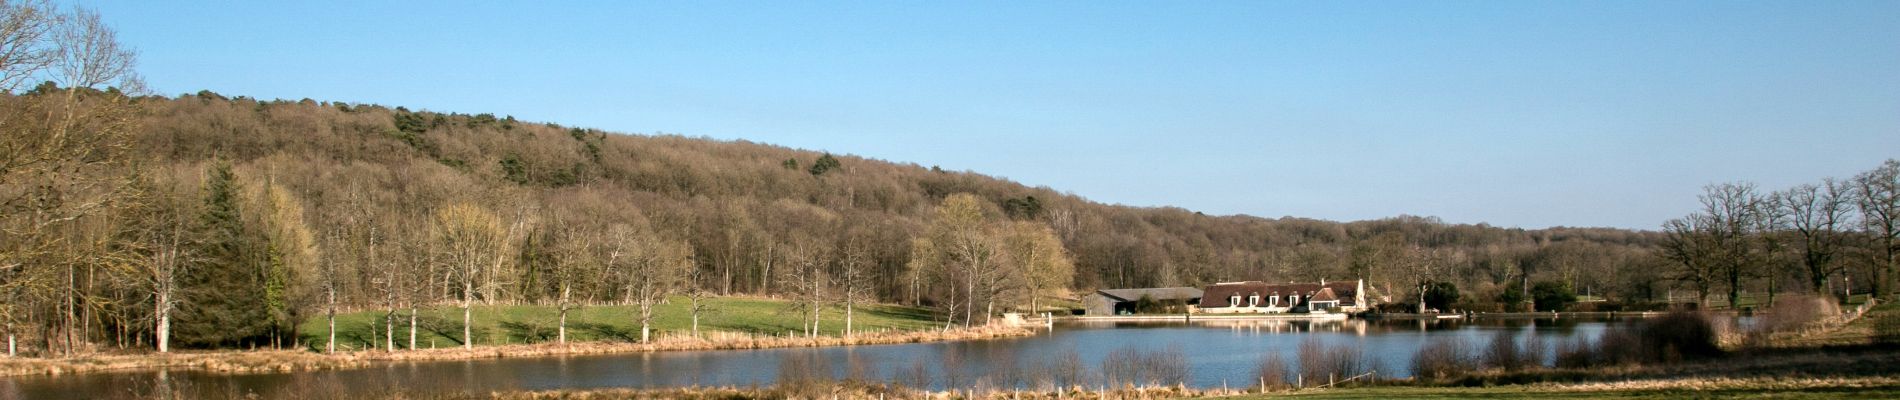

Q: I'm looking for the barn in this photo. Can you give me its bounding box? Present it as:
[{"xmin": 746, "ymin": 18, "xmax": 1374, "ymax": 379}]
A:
[{"xmin": 1081, "ymin": 287, "xmax": 1205, "ymax": 315}]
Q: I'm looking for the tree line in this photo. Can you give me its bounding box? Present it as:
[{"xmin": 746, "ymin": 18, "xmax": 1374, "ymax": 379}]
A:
[
  {"xmin": 2, "ymin": 2, "xmax": 1705, "ymax": 357},
  {"xmin": 1659, "ymin": 161, "xmax": 1899, "ymax": 309}
]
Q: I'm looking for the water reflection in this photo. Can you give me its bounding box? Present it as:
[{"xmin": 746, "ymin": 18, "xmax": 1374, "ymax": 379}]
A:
[{"xmin": 4, "ymin": 317, "xmax": 1649, "ymax": 398}]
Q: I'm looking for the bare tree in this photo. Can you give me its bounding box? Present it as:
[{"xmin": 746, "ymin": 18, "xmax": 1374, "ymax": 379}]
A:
[
  {"xmin": 1698, "ymin": 183, "xmax": 1767, "ymax": 309},
  {"xmin": 914, "ymin": 193, "xmax": 1002, "ymax": 327},
  {"xmin": 126, "ymin": 175, "xmax": 193, "ymax": 353},
  {"xmin": 0, "ymin": 0, "xmax": 55, "ymax": 93},
  {"xmin": 837, "ymin": 234, "xmax": 873, "ymax": 337},
  {"xmin": 433, "ymin": 203, "xmax": 505, "ymax": 349},
  {"xmin": 0, "ymin": 1, "xmax": 140, "ymax": 357},
  {"xmin": 1005, "ymin": 222, "xmax": 1074, "ymax": 315},
  {"xmin": 1777, "ymin": 180, "xmax": 1853, "ymax": 295},
  {"xmin": 607, "ymin": 223, "xmax": 690, "ymax": 343},
  {"xmin": 1855, "ymin": 160, "xmax": 1900, "ymax": 298},
  {"xmin": 1661, "ymin": 215, "xmax": 1717, "ymax": 305},
  {"xmin": 779, "ymin": 238, "xmax": 831, "ymax": 337},
  {"xmin": 545, "ymin": 217, "xmax": 596, "ymax": 344},
  {"xmin": 685, "ymin": 262, "xmax": 714, "ymax": 339}
]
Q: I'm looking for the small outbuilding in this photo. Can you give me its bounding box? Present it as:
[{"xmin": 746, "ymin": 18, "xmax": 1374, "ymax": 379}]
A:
[{"xmin": 1082, "ymin": 287, "xmax": 1205, "ymax": 315}]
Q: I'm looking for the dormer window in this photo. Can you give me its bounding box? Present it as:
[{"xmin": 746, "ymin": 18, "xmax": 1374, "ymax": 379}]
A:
[
  {"xmin": 1230, "ymin": 294, "xmax": 1241, "ymax": 307},
  {"xmin": 1270, "ymin": 295, "xmax": 1280, "ymax": 307},
  {"xmin": 1291, "ymin": 294, "xmax": 1301, "ymax": 305},
  {"xmin": 1248, "ymin": 293, "xmax": 1260, "ymax": 307}
]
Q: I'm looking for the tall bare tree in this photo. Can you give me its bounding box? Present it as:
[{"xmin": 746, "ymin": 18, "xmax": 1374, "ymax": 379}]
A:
[
  {"xmin": 1777, "ymin": 180, "xmax": 1853, "ymax": 295},
  {"xmin": 1855, "ymin": 160, "xmax": 1900, "ymax": 299},
  {"xmin": 433, "ymin": 202, "xmax": 505, "ymax": 349},
  {"xmin": 606, "ymin": 222, "xmax": 690, "ymax": 343},
  {"xmin": 545, "ymin": 216, "xmax": 595, "ymax": 344},
  {"xmin": 0, "ymin": 1, "xmax": 140, "ymax": 357},
  {"xmin": 779, "ymin": 238, "xmax": 831, "ymax": 337},
  {"xmin": 124, "ymin": 174, "xmax": 192, "ymax": 353},
  {"xmin": 836, "ymin": 234, "xmax": 874, "ymax": 338},
  {"xmin": 1699, "ymin": 183, "xmax": 1766, "ymax": 310},
  {"xmin": 1007, "ymin": 222, "xmax": 1074, "ymax": 315},
  {"xmin": 1661, "ymin": 214, "xmax": 1716, "ymax": 305}
]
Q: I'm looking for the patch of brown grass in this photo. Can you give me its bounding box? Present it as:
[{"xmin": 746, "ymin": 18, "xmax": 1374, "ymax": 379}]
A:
[{"xmin": 0, "ymin": 325, "xmax": 1034, "ymax": 377}]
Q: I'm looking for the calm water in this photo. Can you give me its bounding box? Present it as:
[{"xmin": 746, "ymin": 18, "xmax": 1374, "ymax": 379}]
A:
[{"xmin": 1, "ymin": 317, "xmax": 1627, "ymax": 399}]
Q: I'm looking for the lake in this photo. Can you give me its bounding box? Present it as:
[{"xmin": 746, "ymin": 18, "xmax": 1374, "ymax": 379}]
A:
[{"xmin": 0, "ymin": 317, "xmax": 1630, "ymax": 399}]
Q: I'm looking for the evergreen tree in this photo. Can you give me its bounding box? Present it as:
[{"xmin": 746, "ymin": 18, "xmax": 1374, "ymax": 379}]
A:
[{"xmin": 174, "ymin": 161, "xmax": 271, "ymax": 348}]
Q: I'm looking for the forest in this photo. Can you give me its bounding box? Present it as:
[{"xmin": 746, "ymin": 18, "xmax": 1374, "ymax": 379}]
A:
[{"xmin": 2, "ymin": 1, "xmax": 1896, "ymax": 357}]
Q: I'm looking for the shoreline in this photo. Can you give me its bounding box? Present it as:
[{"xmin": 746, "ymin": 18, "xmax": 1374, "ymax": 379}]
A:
[{"xmin": 0, "ymin": 325, "xmax": 1035, "ymax": 377}]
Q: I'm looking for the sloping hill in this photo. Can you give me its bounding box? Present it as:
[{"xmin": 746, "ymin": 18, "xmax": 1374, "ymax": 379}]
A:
[{"xmin": 132, "ymin": 92, "xmax": 1658, "ymax": 306}]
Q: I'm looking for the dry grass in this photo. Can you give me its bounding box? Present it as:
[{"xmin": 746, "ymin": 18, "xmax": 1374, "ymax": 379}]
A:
[
  {"xmin": 0, "ymin": 325, "xmax": 1033, "ymax": 377},
  {"xmin": 1775, "ymin": 299, "xmax": 1892, "ymax": 347},
  {"xmin": 1409, "ymin": 336, "xmax": 1477, "ymax": 381},
  {"xmin": 481, "ymin": 385, "xmax": 1235, "ymax": 400}
]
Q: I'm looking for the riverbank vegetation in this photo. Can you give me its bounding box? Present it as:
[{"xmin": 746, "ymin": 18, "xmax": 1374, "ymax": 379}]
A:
[{"xmin": 298, "ymin": 295, "xmax": 942, "ymax": 351}]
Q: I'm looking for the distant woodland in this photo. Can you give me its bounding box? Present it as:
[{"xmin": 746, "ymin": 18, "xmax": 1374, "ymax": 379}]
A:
[{"xmin": 2, "ymin": 1, "xmax": 1895, "ymax": 356}]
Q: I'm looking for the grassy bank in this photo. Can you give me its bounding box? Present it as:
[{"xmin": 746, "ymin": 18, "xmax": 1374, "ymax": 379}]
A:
[
  {"xmin": 0, "ymin": 296, "xmax": 1043, "ymax": 377},
  {"xmin": 299, "ymin": 295, "xmax": 944, "ymax": 350}
]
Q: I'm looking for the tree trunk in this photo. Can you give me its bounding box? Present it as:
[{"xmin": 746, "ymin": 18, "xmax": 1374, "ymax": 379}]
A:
[
  {"xmin": 65, "ymin": 263, "xmax": 76, "ymax": 355},
  {"xmin": 463, "ymin": 280, "xmax": 474, "ymax": 349},
  {"xmin": 639, "ymin": 301, "xmax": 653, "ymax": 343},
  {"xmin": 324, "ymin": 298, "xmax": 334, "ymax": 353},
  {"xmin": 408, "ymin": 306, "xmax": 418, "ymax": 350},
  {"xmin": 985, "ymin": 300, "xmax": 994, "ymax": 326},
  {"xmin": 1418, "ymin": 286, "xmax": 1427, "ymax": 314},
  {"xmin": 844, "ymin": 300, "xmax": 853, "ymax": 338},
  {"xmin": 385, "ymin": 307, "xmax": 395, "ymax": 352},
  {"xmin": 156, "ymin": 288, "xmax": 171, "ymax": 354},
  {"xmin": 965, "ymin": 272, "xmax": 976, "ymax": 328},
  {"xmin": 557, "ymin": 285, "xmax": 570, "ymax": 344},
  {"xmin": 690, "ymin": 296, "xmax": 701, "ymax": 338}
]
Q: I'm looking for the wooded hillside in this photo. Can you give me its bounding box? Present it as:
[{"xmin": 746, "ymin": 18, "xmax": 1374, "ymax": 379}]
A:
[{"xmin": 9, "ymin": 86, "xmax": 1689, "ymax": 352}]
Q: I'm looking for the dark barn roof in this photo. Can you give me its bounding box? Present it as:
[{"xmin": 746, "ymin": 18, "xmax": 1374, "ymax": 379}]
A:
[
  {"xmin": 1199, "ymin": 281, "xmax": 1358, "ymax": 308},
  {"xmin": 1092, "ymin": 287, "xmax": 1204, "ymax": 302}
]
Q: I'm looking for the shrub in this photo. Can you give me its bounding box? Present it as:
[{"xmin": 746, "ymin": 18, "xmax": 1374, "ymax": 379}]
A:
[
  {"xmin": 1497, "ymin": 288, "xmax": 1528, "ymax": 310},
  {"xmin": 1025, "ymin": 347, "xmax": 1088, "ymax": 391},
  {"xmin": 1752, "ymin": 294, "xmax": 1842, "ymax": 339},
  {"xmin": 1423, "ymin": 281, "xmax": 1460, "ymax": 311},
  {"xmin": 1481, "ymin": 331, "xmax": 1526, "ymax": 371},
  {"xmin": 1553, "ymin": 336, "xmax": 1595, "ymax": 369},
  {"xmin": 1101, "ymin": 345, "xmax": 1190, "ymax": 388},
  {"xmin": 1297, "ymin": 338, "xmax": 1370, "ymax": 385},
  {"xmin": 1531, "ymin": 281, "xmax": 1577, "ymax": 312},
  {"xmin": 1409, "ymin": 336, "xmax": 1477, "ymax": 381},
  {"xmin": 1253, "ymin": 353, "xmax": 1291, "ymax": 391},
  {"xmin": 775, "ymin": 352, "xmax": 834, "ymax": 397},
  {"xmin": 1643, "ymin": 310, "xmax": 1722, "ymax": 362}
]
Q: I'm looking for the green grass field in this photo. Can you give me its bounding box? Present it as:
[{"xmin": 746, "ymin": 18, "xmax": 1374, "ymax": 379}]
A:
[{"xmin": 296, "ymin": 296, "xmax": 941, "ymax": 351}]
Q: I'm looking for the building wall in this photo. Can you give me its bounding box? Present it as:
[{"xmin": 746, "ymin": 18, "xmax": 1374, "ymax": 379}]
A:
[
  {"xmin": 1199, "ymin": 305, "xmax": 1294, "ymax": 314},
  {"xmin": 1083, "ymin": 294, "xmax": 1121, "ymax": 315}
]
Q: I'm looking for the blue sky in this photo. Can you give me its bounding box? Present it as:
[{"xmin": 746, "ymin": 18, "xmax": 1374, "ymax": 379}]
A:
[{"xmin": 85, "ymin": 1, "xmax": 1900, "ymax": 230}]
